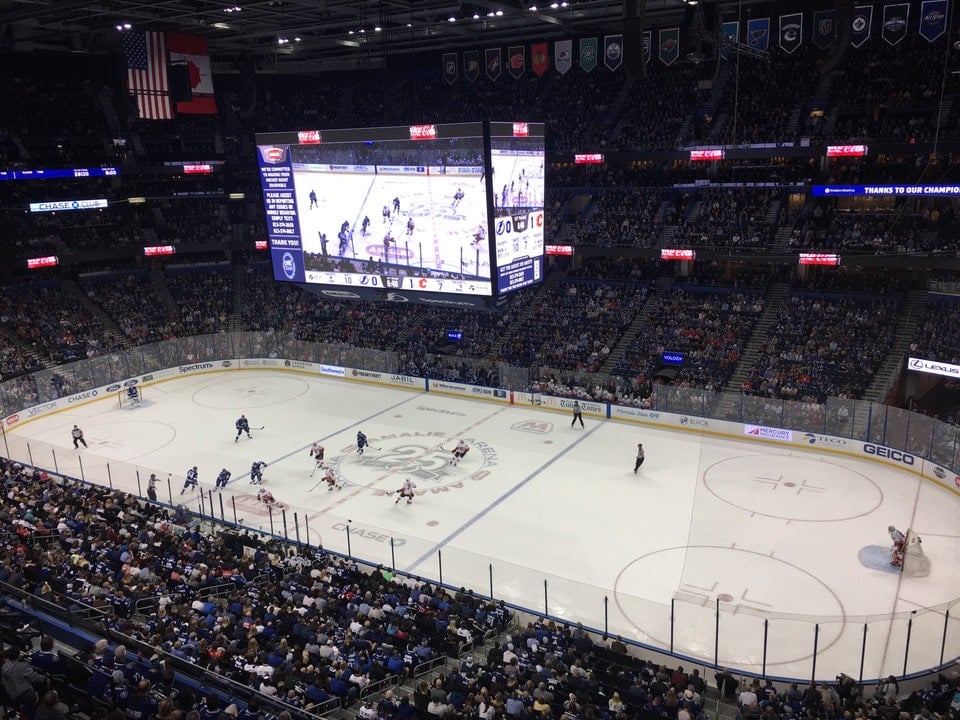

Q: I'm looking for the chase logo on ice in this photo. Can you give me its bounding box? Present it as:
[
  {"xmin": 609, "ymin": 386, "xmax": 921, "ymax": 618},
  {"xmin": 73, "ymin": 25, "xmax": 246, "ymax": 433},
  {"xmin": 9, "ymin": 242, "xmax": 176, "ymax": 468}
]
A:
[{"xmin": 281, "ymin": 252, "xmax": 297, "ymax": 280}]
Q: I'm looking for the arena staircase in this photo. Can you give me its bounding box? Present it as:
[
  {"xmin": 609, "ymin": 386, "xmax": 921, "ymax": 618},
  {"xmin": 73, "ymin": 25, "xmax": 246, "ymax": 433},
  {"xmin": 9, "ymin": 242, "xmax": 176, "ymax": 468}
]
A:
[
  {"xmin": 862, "ymin": 288, "xmax": 928, "ymax": 403},
  {"xmin": 148, "ymin": 268, "xmax": 181, "ymax": 318},
  {"xmin": 598, "ymin": 275, "xmax": 671, "ymax": 376},
  {"xmin": 768, "ymin": 225, "xmax": 795, "ymax": 254},
  {"xmin": 58, "ymin": 278, "xmax": 134, "ymax": 350},
  {"xmin": 227, "ymin": 263, "xmax": 250, "ymax": 332},
  {"xmin": 656, "ymin": 224, "xmax": 680, "ymax": 249},
  {"xmin": 714, "ymin": 281, "xmax": 790, "ymax": 409},
  {"xmin": 936, "ymin": 94, "xmax": 955, "ymax": 131}
]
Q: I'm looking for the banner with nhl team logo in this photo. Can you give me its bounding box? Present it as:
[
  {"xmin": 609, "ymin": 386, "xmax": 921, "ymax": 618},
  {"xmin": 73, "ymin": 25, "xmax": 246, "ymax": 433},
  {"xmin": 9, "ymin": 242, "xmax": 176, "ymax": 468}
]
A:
[
  {"xmin": 659, "ymin": 28, "xmax": 680, "ymax": 65},
  {"xmin": 920, "ymin": 0, "xmax": 948, "ymax": 42},
  {"xmin": 642, "ymin": 31, "xmax": 652, "ymax": 63},
  {"xmin": 812, "ymin": 9, "xmax": 837, "ymax": 48},
  {"xmin": 747, "ymin": 18, "xmax": 770, "ymax": 51},
  {"xmin": 555, "ymin": 39, "xmax": 573, "ymax": 74},
  {"xmin": 485, "ymin": 47, "xmax": 501, "ymax": 81},
  {"xmin": 531, "ymin": 42, "xmax": 548, "ymax": 77},
  {"xmin": 580, "ymin": 37, "xmax": 598, "ymax": 72},
  {"xmin": 604, "ymin": 34, "xmax": 623, "ymax": 71},
  {"xmin": 882, "ymin": 3, "xmax": 910, "ymax": 46},
  {"xmin": 851, "ymin": 6, "xmax": 873, "ymax": 48},
  {"xmin": 720, "ymin": 21, "xmax": 739, "ymax": 59},
  {"xmin": 508, "ymin": 45, "xmax": 525, "ymax": 78},
  {"xmin": 463, "ymin": 50, "xmax": 480, "ymax": 82},
  {"xmin": 779, "ymin": 13, "xmax": 803, "ymax": 54},
  {"xmin": 442, "ymin": 52, "xmax": 458, "ymax": 85}
]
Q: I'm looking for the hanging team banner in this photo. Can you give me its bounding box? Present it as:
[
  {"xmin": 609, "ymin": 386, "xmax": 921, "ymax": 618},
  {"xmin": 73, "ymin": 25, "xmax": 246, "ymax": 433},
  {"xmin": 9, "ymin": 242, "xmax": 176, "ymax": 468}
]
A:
[
  {"xmin": 747, "ymin": 18, "xmax": 770, "ymax": 51},
  {"xmin": 531, "ymin": 43, "xmax": 548, "ymax": 76},
  {"xmin": 920, "ymin": 0, "xmax": 948, "ymax": 41},
  {"xmin": 659, "ymin": 28, "xmax": 680, "ymax": 65},
  {"xmin": 580, "ymin": 37, "xmax": 598, "ymax": 72},
  {"xmin": 813, "ymin": 9, "xmax": 837, "ymax": 48},
  {"xmin": 485, "ymin": 48, "xmax": 501, "ymax": 80},
  {"xmin": 463, "ymin": 50, "xmax": 480, "ymax": 82},
  {"xmin": 882, "ymin": 3, "xmax": 910, "ymax": 45},
  {"xmin": 720, "ymin": 21, "xmax": 739, "ymax": 59},
  {"xmin": 642, "ymin": 31, "xmax": 652, "ymax": 63},
  {"xmin": 555, "ymin": 40, "xmax": 573, "ymax": 74},
  {"xmin": 604, "ymin": 34, "xmax": 623, "ymax": 71},
  {"xmin": 779, "ymin": 13, "xmax": 803, "ymax": 53},
  {"xmin": 508, "ymin": 45, "xmax": 525, "ymax": 78},
  {"xmin": 851, "ymin": 6, "xmax": 873, "ymax": 47},
  {"xmin": 442, "ymin": 53, "xmax": 458, "ymax": 84}
]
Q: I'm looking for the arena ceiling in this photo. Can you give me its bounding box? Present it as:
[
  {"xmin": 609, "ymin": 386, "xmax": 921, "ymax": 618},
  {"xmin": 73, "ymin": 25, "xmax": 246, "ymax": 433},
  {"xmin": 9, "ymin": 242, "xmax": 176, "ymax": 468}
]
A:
[{"xmin": 0, "ymin": 0, "xmax": 770, "ymax": 73}]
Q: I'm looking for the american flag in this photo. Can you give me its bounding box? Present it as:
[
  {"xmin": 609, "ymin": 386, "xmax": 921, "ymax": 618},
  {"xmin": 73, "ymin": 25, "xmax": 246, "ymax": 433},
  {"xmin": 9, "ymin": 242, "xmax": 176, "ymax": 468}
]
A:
[{"xmin": 123, "ymin": 30, "xmax": 172, "ymax": 120}]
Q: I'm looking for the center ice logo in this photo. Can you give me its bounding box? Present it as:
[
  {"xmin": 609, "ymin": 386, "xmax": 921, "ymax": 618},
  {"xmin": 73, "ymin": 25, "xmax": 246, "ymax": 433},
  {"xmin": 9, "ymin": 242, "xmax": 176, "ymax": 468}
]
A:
[{"xmin": 331, "ymin": 432, "xmax": 499, "ymax": 493}]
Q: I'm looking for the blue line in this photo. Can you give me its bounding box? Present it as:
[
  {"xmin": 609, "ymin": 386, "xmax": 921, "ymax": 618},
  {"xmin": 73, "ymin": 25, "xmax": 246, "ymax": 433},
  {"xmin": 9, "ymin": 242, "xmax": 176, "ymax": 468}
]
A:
[
  {"xmin": 230, "ymin": 392, "xmax": 420, "ymax": 484},
  {"xmin": 406, "ymin": 423, "xmax": 602, "ymax": 572}
]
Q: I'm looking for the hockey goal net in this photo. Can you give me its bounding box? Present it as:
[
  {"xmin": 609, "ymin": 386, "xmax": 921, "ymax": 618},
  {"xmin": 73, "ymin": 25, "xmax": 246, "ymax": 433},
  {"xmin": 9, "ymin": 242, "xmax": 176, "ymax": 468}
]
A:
[
  {"xmin": 901, "ymin": 529, "xmax": 930, "ymax": 577},
  {"xmin": 117, "ymin": 386, "xmax": 143, "ymax": 407}
]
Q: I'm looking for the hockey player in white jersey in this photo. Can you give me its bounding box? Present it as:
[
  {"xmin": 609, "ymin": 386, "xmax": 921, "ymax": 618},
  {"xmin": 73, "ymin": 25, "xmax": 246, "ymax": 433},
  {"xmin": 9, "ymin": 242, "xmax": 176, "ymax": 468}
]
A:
[
  {"xmin": 451, "ymin": 440, "xmax": 470, "ymax": 466},
  {"xmin": 181, "ymin": 466, "xmax": 199, "ymax": 495},
  {"xmin": 323, "ymin": 467, "xmax": 343, "ymax": 491},
  {"xmin": 257, "ymin": 488, "xmax": 281, "ymax": 507},
  {"xmin": 395, "ymin": 478, "xmax": 417, "ymax": 505},
  {"xmin": 250, "ymin": 460, "xmax": 268, "ymax": 485}
]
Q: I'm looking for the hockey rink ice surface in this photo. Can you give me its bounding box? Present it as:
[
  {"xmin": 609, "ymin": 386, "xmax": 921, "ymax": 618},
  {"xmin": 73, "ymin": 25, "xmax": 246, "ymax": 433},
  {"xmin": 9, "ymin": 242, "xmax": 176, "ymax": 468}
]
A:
[{"xmin": 6, "ymin": 369, "xmax": 960, "ymax": 681}]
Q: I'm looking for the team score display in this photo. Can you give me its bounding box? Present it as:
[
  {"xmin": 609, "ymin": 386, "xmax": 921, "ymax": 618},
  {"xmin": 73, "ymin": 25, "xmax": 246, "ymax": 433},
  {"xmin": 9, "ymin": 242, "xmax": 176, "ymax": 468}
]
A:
[
  {"xmin": 304, "ymin": 271, "xmax": 381, "ymax": 286},
  {"xmin": 495, "ymin": 211, "xmax": 543, "ymax": 259}
]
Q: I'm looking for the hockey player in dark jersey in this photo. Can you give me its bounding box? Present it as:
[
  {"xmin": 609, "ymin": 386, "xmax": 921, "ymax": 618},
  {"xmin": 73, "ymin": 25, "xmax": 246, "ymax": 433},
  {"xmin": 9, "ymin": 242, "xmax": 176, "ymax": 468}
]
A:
[
  {"xmin": 250, "ymin": 460, "xmax": 268, "ymax": 485},
  {"xmin": 215, "ymin": 468, "xmax": 231, "ymax": 491},
  {"xmin": 181, "ymin": 466, "xmax": 198, "ymax": 494},
  {"xmin": 235, "ymin": 415, "xmax": 252, "ymax": 441},
  {"xmin": 357, "ymin": 431, "xmax": 369, "ymax": 456}
]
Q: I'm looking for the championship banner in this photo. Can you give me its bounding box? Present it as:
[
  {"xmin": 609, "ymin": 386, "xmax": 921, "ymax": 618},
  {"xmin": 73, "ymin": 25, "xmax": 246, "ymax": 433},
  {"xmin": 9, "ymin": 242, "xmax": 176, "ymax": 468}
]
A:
[
  {"xmin": 604, "ymin": 34, "xmax": 623, "ymax": 71},
  {"xmin": 779, "ymin": 13, "xmax": 803, "ymax": 53},
  {"xmin": 485, "ymin": 47, "xmax": 501, "ymax": 81},
  {"xmin": 813, "ymin": 9, "xmax": 837, "ymax": 48},
  {"xmin": 920, "ymin": 0, "xmax": 948, "ymax": 41},
  {"xmin": 851, "ymin": 6, "xmax": 873, "ymax": 47},
  {"xmin": 659, "ymin": 28, "xmax": 680, "ymax": 66},
  {"xmin": 720, "ymin": 21, "xmax": 739, "ymax": 59},
  {"xmin": 531, "ymin": 42, "xmax": 548, "ymax": 76},
  {"xmin": 642, "ymin": 31, "xmax": 652, "ymax": 63},
  {"xmin": 747, "ymin": 18, "xmax": 770, "ymax": 51},
  {"xmin": 882, "ymin": 3, "xmax": 910, "ymax": 45},
  {"xmin": 508, "ymin": 45, "xmax": 525, "ymax": 78},
  {"xmin": 442, "ymin": 52, "xmax": 458, "ymax": 84},
  {"xmin": 555, "ymin": 39, "xmax": 572, "ymax": 74},
  {"xmin": 580, "ymin": 37, "xmax": 598, "ymax": 72},
  {"xmin": 463, "ymin": 50, "xmax": 480, "ymax": 82}
]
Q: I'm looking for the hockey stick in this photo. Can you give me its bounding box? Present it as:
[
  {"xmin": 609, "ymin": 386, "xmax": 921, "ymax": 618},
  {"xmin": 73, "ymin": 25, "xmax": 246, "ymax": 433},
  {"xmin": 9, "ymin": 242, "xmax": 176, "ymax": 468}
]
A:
[{"xmin": 254, "ymin": 425, "xmax": 266, "ymax": 430}]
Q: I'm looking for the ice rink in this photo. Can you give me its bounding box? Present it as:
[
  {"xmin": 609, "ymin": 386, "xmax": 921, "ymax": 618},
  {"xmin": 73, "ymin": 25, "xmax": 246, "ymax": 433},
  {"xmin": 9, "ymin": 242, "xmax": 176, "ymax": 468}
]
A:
[{"xmin": 6, "ymin": 369, "xmax": 960, "ymax": 681}]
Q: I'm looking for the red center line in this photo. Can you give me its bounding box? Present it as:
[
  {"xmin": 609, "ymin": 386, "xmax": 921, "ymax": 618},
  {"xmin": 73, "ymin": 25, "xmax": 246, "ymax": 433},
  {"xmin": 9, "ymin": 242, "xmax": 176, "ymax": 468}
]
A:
[{"xmin": 312, "ymin": 404, "xmax": 510, "ymax": 517}]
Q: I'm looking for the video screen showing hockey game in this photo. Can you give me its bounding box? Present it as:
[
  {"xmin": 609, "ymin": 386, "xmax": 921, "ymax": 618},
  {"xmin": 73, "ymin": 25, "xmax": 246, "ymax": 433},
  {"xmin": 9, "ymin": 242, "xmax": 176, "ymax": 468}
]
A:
[
  {"xmin": 256, "ymin": 123, "xmax": 494, "ymax": 297},
  {"xmin": 489, "ymin": 121, "xmax": 545, "ymax": 296}
]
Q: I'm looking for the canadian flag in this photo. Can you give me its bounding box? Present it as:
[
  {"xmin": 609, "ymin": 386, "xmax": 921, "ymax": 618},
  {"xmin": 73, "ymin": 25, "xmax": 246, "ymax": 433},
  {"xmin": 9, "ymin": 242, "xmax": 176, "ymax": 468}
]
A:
[{"xmin": 166, "ymin": 33, "xmax": 217, "ymax": 114}]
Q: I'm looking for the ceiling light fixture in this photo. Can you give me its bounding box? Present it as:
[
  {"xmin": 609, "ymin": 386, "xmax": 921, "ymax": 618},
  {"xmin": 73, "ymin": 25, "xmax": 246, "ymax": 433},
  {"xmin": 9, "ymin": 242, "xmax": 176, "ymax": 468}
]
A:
[
  {"xmin": 495, "ymin": 9, "xmax": 504, "ymax": 16},
  {"xmin": 447, "ymin": 15, "xmax": 456, "ymax": 22}
]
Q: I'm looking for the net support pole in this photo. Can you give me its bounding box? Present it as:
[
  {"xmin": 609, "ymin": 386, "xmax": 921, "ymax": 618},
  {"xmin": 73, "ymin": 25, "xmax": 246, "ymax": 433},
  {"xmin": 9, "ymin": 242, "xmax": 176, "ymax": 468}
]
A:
[
  {"xmin": 136, "ymin": 469, "xmax": 142, "ymax": 497},
  {"xmin": 762, "ymin": 619, "xmax": 769, "ymax": 678},
  {"xmin": 811, "ymin": 623, "xmax": 820, "ymax": 683},
  {"xmin": 903, "ymin": 614, "xmax": 914, "ymax": 676},
  {"xmin": 232, "ymin": 496, "xmax": 238, "ymax": 526},
  {"xmin": 940, "ymin": 609, "xmax": 949, "ymax": 666},
  {"xmin": 390, "ymin": 536, "xmax": 396, "ymax": 572},
  {"xmin": 0, "ymin": 424, "xmax": 8, "ymax": 457},
  {"xmin": 294, "ymin": 512, "xmax": 301, "ymax": 546},
  {"xmin": 714, "ymin": 598, "xmax": 720, "ymax": 668},
  {"xmin": 438, "ymin": 548, "xmax": 443, "ymax": 586},
  {"xmin": 606, "ymin": 596, "xmax": 610, "ymax": 638},
  {"xmin": 282, "ymin": 508, "xmax": 288, "ymax": 540},
  {"xmin": 489, "ymin": 563, "xmax": 493, "ymax": 600},
  {"xmin": 167, "ymin": 475, "xmax": 173, "ymax": 505},
  {"xmin": 859, "ymin": 623, "xmax": 867, "ymax": 682},
  {"xmin": 669, "ymin": 597, "xmax": 674, "ymax": 653},
  {"xmin": 543, "ymin": 579, "xmax": 548, "ymax": 616},
  {"xmin": 219, "ymin": 493, "xmax": 225, "ymax": 521},
  {"xmin": 346, "ymin": 520, "xmax": 352, "ymax": 558},
  {"xmin": 27, "ymin": 442, "xmax": 33, "ymax": 468},
  {"xmin": 78, "ymin": 454, "xmax": 86, "ymax": 483}
]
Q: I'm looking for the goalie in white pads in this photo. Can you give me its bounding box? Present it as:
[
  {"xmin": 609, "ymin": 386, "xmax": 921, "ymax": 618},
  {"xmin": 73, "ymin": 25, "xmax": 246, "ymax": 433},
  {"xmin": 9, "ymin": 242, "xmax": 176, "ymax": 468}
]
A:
[
  {"xmin": 451, "ymin": 440, "xmax": 470, "ymax": 466},
  {"xmin": 395, "ymin": 478, "xmax": 417, "ymax": 505},
  {"xmin": 250, "ymin": 460, "xmax": 268, "ymax": 485},
  {"xmin": 323, "ymin": 467, "xmax": 343, "ymax": 491}
]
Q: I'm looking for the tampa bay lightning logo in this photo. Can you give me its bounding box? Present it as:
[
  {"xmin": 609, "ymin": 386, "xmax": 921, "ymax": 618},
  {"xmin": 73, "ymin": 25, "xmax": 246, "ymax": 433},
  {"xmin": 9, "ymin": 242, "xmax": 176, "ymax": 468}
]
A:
[{"xmin": 281, "ymin": 252, "xmax": 296, "ymax": 279}]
